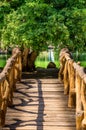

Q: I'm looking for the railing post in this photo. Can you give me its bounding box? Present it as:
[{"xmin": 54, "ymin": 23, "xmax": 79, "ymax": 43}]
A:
[
  {"xmin": 68, "ymin": 60, "xmax": 76, "ymax": 108},
  {"xmin": 13, "ymin": 56, "xmax": 19, "ymax": 90},
  {"xmin": 0, "ymin": 47, "xmax": 22, "ymax": 127},
  {"xmin": 7, "ymin": 67, "xmax": 14, "ymax": 106},
  {"xmin": 59, "ymin": 48, "xmax": 86, "ymax": 130},
  {"xmin": 59, "ymin": 56, "xmax": 66, "ymax": 81},
  {"xmin": 17, "ymin": 53, "xmax": 22, "ymax": 81},
  {"xmin": 63, "ymin": 60, "xmax": 69, "ymax": 94},
  {"xmin": 0, "ymin": 79, "xmax": 9, "ymax": 127},
  {"xmin": 76, "ymin": 72, "xmax": 83, "ymax": 130},
  {"xmin": 81, "ymin": 80, "xmax": 86, "ymax": 129}
]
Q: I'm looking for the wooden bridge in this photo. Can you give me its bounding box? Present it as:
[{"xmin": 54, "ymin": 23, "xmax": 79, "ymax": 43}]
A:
[
  {"xmin": 3, "ymin": 68, "xmax": 75, "ymax": 130},
  {"xmin": 0, "ymin": 48, "xmax": 86, "ymax": 130}
]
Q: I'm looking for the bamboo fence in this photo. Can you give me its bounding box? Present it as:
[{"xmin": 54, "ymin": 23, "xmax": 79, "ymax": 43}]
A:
[
  {"xmin": 59, "ymin": 48, "xmax": 86, "ymax": 130},
  {"xmin": 0, "ymin": 47, "xmax": 22, "ymax": 127}
]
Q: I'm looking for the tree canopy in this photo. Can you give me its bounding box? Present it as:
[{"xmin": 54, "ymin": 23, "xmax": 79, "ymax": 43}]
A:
[{"xmin": 0, "ymin": 0, "xmax": 86, "ymax": 52}]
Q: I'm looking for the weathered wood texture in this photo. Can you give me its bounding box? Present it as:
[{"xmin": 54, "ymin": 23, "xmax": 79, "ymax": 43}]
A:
[
  {"xmin": 59, "ymin": 48, "xmax": 86, "ymax": 130},
  {"xmin": 0, "ymin": 47, "xmax": 22, "ymax": 127},
  {"xmin": 2, "ymin": 68, "xmax": 76, "ymax": 130}
]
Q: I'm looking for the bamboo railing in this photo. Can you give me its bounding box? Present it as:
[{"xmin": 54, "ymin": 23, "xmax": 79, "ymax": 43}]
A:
[
  {"xmin": 0, "ymin": 47, "xmax": 22, "ymax": 127},
  {"xmin": 59, "ymin": 48, "xmax": 86, "ymax": 130}
]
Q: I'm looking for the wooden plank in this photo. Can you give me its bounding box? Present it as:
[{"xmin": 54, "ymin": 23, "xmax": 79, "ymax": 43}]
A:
[
  {"xmin": 2, "ymin": 126, "xmax": 76, "ymax": 130},
  {"xmin": 3, "ymin": 69, "xmax": 76, "ymax": 130}
]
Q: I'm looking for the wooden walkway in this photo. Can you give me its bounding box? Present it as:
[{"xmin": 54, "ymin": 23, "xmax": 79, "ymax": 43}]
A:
[{"xmin": 3, "ymin": 68, "xmax": 76, "ymax": 130}]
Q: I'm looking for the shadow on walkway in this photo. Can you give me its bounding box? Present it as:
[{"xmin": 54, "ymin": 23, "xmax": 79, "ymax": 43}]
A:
[{"xmin": 4, "ymin": 68, "xmax": 58, "ymax": 130}]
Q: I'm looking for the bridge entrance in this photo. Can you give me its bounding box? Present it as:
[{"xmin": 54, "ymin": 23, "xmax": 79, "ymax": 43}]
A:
[{"xmin": 3, "ymin": 68, "xmax": 75, "ymax": 130}]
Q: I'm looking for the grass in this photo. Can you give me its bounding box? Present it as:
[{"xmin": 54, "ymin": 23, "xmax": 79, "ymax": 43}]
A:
[
  {"xmin": 35, "ymin": 51, "xmax": 86, "ymax": 68},
  {"xmin": 35, "ymin": 60, "xmax": 60, "ymax": 68},
  {"xmin": 0, "ymin": 54, "xmax": 10, "ymax": 68},
  {"xmin": 80, "ymin": 61, "xmax": 86, "ymax": 67},
  {"xmin": 35, "ymin": 60, "xmax": 86, "ymax": 69},
  {"xmin": 35, "ymin": 51, "xmax": 60, "ymax": 68},
  {"xmin": 0, "ymin": 59, "xmax": 6, "ymax": 68}
]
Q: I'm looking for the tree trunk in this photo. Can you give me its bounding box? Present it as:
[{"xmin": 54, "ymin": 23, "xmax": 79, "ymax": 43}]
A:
[
  {"xmin": 22, "ymin": 48, "xmax": 30, "ymax": 71},
  {"xmin": 27, "ymin": 51, "xmax": 38, "ymax": 72}
]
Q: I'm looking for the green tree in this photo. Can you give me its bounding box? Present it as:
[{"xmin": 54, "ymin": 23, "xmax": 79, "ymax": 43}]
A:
[{"xmin": 0, "ymin": 0, "xmax": 86, "ymax": 52}]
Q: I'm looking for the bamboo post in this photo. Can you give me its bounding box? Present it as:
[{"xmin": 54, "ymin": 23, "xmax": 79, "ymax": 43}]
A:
[
  {"xmin": 76, "ymin": 111, "xmax": 84, "ymax": 130},
  {"xmin": 68, "ymin": 60, "xmax": 76, "ymax": 107},
  {"xmin": 76, "ymin": 72, "xmax": 83, "ymax": 130},
  {"xmin": 81, "ymin": 80, "xmax": 86, "ymax": 129},
  {"xmin": 18, "ymin": 53, "xmax": 22, "ymax": 81},
  {"xmin": 1, "ymin": 79, "xmax": 9, "ymax": 127},
  {"xmin": 59, "ymin": 48, "xmax": 72, "ymax": 81},
  {"xmin": 59, "ymin": 56, "xmax": 66, "ymax": 81},
  {"xmin": 0, "ymin": 82, "xmax": 2, "ymax": 127},
  {"xmin": 0, "ymin": 47, "xmax": 22, "ymax": 127},
  {"xmin": 13, "ymin": 56, "xmax": 18, "ymax": 91},
  {"xmin": 7, "ymin": 67, "xmax": 14, "ymax": 106},
  {"xmin": 59, "ymin": 48, "xmax": 86, "ymax": 130},
  {"xmin": 63, "ymin": 60, "xmax": 69, "ymax": 94},
  {"xmin": 3, "ymin": 58, "xmax": 14, "ymax": 106}
]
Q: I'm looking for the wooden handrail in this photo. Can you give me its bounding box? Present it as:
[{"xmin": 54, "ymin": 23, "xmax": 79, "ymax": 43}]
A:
[
  {"xmin": 59, "ymin": 48, "xmax": 86, "ymax": 130},
  {"xmin": 0, "ymin": 48, "xmax": 22, "ymax": 127}
]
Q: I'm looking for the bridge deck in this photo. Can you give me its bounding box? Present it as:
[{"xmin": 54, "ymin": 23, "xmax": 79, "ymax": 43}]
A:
[{"xmin": 3, "ymin": 68, "xmax": 75, "ymax": 130}]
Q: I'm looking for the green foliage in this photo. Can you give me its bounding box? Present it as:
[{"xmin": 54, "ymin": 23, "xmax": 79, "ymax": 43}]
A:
[
  {"xmin": 65, "ymin": 8, "xmax": 86, "ymax": 51},
  {"xmin": 10, "ymin": 0, "xmax": 25, "ymax": 10},
  {"xmin": 0, "ymin": 2, "xmax": 11, "ymax": 37},
  {"xmin": 0, "ymin": 0, "xmax": 86, "ymax": 52}
]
